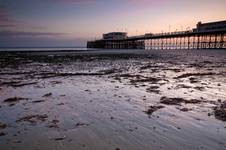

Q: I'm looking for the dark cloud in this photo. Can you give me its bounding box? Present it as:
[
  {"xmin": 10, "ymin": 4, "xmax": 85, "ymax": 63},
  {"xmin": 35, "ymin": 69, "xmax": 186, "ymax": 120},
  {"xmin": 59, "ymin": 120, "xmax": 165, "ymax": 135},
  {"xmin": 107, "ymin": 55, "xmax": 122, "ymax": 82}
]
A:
[
  {"xmin": 0, "ymin": 0, "xmax": 94, "ymax": 29},
  {"xmin": 0, "ymin": 12, "xmax": 9, "ymax": 23},
  {"xmin": 0, "ymin": 34, "xmax": 87, "ymax": 47},
  {"xmin": 0, "ymin": 3, "xmax": 46, "ymax": 29},
  {"xmin": 0, "ymin": 4, "xmax": 15, "ymax": 27},
  {"xmin": 0, "ymin": 4, "xmax": 24, "ymax": 28},
  {"xmin": 49, "ymin": 0, "xmax": 96, "ymax": 4},
  {"xmin": 0, "ymin": 30, "xmax": 65, "ymax": 38}
]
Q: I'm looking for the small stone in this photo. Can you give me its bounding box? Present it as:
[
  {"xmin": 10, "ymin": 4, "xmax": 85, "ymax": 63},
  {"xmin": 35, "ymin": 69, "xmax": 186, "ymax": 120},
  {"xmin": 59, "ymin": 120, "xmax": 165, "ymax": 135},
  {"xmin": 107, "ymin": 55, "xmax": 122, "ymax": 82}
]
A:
[
  {"xmin": 43, "ymin": 93, "xmax": 52, "ymax": 97},
  {"xmin": 0, "ymin": 132, "xmax": 6, "ymax": 136}
]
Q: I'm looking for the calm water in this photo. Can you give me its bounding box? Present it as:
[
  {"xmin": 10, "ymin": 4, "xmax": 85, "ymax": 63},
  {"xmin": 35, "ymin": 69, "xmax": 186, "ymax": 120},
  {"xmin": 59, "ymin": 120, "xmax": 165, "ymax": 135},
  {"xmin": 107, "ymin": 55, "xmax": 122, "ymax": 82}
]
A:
[{"xmin": 0, "ymin": 47, "xmax": 91, "ymax": 52}]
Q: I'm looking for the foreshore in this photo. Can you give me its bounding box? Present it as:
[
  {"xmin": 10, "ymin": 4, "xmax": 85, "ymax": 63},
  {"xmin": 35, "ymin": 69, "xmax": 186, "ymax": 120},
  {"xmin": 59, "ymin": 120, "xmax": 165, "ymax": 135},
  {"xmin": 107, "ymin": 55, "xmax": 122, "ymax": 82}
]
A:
[{"xmin": 0, "ymin": 49, "xmax": 226, "ymax": 150}]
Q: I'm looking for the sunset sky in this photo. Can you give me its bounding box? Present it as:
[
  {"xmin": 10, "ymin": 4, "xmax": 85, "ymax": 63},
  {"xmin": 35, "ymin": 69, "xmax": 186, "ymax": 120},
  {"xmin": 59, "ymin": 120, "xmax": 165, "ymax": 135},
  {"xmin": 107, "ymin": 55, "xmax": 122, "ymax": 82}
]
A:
[{"xmin": 0, "ymin": 0, "xmax": 226, "ymax": 47}]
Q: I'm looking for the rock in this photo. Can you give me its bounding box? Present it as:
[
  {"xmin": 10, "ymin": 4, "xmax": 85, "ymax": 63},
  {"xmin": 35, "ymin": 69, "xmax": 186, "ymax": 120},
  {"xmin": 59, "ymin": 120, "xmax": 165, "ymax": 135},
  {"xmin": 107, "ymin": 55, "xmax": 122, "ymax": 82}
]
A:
[
  {"xmin": 176, "ymin": 84, "xmax": 192, "ymax": 89},
  {"xmin": 214, "ymin": 101, "xmax": 226, "ymax": 121},
  {"xmin": 194, "ymin": 86, "xmax": 205, "ymax": 91},
  {"xmin": 145, "ymin": 106, "xmax": 165, "ymax": 115},
  {"xmin": 16, "ymin": 114, "xmax": 48, "ymax": 124},
  {"xmin": 47, "ymin": 120, "xmax": 59, "ymax": 128},
  {"xmin": 42, "ymin": 93, "xmax": 52, "ymax": 97},
  {"xmin": 180, "ymin": 108, "xmax": 191, "ymax": 112},
  {"xmin": 4, "ymin": 97, "xmax": 28, "ymax": 103},
  {"xmin": 0, "ymin": 123, "xmax": 7, "ymax": 129},
  {"xmin": 32, "ymin": 100, "xmax": 45, "ymax": 103},
  {"xmin": 131, "ymin": 77, "xmax": 161, "ymax": 84},
  {"xmin": 160, "ymin": 97, "xmax": 185, "ymax": 105},
  {"xmin": 160, "ymin": 96, "xmax": 201, "ymax": 105},
  {"xmin": 75, "ymin": 122, "xmax": 89, "ymax": 127},
  {"xmin": 54, "ymin": 136, "xmax": 66, "ymax": 141},
  {"xmin": 0, "ymin": 132, "xmax": 6, "ymax": 136},
  {"xmin": 174, "ymin": 72, "xmax": 215, "ymax": 79}
]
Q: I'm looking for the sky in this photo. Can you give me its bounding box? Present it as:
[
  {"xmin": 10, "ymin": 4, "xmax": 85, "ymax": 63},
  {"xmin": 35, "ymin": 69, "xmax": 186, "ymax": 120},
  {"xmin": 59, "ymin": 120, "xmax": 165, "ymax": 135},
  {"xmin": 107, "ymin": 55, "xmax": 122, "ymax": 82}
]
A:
[{"xmin": 0, "ymin": 0, "xmax": 226, "ymax": 47}]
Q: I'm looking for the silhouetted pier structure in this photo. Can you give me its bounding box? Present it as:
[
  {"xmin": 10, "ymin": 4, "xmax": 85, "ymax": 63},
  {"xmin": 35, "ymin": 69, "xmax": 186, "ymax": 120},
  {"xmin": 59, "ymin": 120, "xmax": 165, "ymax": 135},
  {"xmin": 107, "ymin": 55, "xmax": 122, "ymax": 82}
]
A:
[{"xmin": 87, "ymin": 21, "xmax": 226, "ymax": 50}]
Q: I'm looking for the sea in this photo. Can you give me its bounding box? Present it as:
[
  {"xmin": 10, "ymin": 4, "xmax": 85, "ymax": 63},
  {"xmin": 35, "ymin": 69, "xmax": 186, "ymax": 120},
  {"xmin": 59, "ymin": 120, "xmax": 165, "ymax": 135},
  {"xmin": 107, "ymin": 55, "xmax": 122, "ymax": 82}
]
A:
[{"xmin": 0, "ymin": 47, "xmax": 90, "ymax": 52}]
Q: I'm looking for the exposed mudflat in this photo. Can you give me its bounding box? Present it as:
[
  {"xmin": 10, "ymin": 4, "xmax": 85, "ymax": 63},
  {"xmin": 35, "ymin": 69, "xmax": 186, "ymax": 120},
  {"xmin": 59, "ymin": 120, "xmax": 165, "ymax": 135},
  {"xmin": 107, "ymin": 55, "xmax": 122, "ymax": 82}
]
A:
[{"xmin": 0, "ymin": 49, "xmax": 226, "ymax": 150}]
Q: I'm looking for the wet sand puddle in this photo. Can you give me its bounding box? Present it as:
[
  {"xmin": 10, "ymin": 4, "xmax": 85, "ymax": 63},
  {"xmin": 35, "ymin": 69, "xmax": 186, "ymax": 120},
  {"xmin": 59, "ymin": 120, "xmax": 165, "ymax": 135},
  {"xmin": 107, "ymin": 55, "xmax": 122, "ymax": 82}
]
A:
[{"xmin": 0, "ymin": 49, "xmax": 226, "ymax": 150}]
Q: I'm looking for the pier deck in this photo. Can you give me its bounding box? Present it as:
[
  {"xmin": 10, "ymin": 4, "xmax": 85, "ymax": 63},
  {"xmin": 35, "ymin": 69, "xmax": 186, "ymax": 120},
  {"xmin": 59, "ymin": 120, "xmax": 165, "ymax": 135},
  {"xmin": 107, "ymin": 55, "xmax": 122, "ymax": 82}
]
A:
[{"xmin": 87, "ymin": 21, "xmax": 226, "ymax": 50}]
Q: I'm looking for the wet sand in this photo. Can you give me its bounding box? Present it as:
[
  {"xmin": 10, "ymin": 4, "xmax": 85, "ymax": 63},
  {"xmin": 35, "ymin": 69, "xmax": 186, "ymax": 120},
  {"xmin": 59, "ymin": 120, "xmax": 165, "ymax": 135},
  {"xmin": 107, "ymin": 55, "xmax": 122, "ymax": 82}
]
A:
[{"xmin": 0, "ymin": 49, "xmax": 226, "ymax": 150}]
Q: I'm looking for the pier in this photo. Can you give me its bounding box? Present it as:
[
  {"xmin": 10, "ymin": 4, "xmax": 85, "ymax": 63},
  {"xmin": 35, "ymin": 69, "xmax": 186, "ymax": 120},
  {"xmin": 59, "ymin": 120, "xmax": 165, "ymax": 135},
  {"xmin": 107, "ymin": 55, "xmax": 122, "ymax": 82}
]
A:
[{"xmin": 87, "ymin": 21, "xmax": 226, "ymax": 50}]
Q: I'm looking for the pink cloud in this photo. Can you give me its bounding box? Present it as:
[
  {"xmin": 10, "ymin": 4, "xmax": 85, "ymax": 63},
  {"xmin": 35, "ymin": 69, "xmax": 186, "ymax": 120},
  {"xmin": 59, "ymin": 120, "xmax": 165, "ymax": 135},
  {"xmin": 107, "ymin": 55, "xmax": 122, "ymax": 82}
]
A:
[
  {"xmin": 126, "ymin": 0, "xmax": 168, "ymax": 2},
  {"xmin": 123, "ymin": 0, "xmax": 170, "ymax": 5}
]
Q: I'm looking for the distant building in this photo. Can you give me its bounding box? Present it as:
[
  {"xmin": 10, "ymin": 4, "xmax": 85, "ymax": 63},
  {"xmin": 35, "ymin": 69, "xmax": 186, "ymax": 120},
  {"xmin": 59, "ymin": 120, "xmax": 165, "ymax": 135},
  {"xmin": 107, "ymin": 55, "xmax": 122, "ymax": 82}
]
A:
[
  {"xmin": 103, "ymin": 32, "xmax": 127, "ymax": 40},
  {"xmin": 194, "ymin": 20, "xmax": 226, "ymax": 32}
]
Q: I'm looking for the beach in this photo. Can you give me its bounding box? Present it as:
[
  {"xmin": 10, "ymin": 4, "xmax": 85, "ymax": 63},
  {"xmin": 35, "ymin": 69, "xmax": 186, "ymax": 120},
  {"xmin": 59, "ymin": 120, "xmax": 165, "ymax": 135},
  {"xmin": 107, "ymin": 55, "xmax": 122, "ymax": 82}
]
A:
[{"xmin": 0, "ymin": 49, "xmax": 226, "ymax": 150}]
